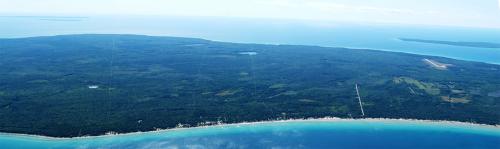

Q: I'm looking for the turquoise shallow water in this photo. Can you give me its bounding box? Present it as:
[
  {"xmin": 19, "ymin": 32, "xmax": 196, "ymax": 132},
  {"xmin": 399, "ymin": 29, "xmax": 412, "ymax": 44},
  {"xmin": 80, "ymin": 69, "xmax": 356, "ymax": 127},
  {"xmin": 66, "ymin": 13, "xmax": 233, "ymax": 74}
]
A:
[
  {"xmin": 0, "ymin": 120, "xmax": 499, "ymax": 149},
  {"xmin": 1, "ymin": 16, "xmax": 500, "ymax": 148}
]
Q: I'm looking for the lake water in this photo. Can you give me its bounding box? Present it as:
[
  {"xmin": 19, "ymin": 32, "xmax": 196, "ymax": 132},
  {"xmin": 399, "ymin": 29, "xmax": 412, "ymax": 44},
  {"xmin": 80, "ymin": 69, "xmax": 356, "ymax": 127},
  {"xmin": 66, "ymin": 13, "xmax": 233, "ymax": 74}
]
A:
[
  {"xmin": 1, "ymin": 16, "xmax": 500, "ymax": 64},
  {"xmin": 1, "ymin": 16, "xmax": 500, "ymax": 148},
  {"xmin": 0, "ymin": 120, "xmax": 499, "ymax": 149}
]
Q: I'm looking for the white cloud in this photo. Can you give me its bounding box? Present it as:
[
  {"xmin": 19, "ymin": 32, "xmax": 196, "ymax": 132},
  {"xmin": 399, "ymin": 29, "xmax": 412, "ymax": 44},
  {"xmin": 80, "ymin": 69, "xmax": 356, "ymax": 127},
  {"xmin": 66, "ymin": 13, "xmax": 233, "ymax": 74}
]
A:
[{"xmin": 0, "ymin": 0, "xmax": 499, "ymax": 28}]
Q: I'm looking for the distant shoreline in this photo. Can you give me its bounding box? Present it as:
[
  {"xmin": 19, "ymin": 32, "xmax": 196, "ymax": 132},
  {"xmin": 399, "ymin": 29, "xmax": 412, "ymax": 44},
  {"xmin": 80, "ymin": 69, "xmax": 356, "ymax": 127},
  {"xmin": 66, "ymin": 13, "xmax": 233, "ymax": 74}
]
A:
[
  {"xmin": 398, "ymin": 38, "xmax": 500, "ymax": 49},
  {"xmin": 1, "ymin": 118, "xmax": 499, "ymax": 140},
  {"xmin": 2, "ymin": 34, "xmax": 499, "ymax": 66}
]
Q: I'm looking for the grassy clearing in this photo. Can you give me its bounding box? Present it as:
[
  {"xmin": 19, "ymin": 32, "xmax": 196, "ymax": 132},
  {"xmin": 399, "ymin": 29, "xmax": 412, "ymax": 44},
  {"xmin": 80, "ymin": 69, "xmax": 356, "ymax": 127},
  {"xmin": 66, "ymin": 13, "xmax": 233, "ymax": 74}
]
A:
[
  {"xmin": 216, "ymin": 89, "xmax": 242, "ymax": 96},
  {"xmin": 299, "ymin": 99, "xmax": 317, "ymax": 103},
  {"xmin": 269, "ymin": 84, "xmax": 287, "ymax": 89},
  {"xmin": 441, "ymin": 96, "xmax": 470, "ymax": 103},
  {"xmin": 394, "ymin": 77, "xmax": 440, "ymax": 95}
]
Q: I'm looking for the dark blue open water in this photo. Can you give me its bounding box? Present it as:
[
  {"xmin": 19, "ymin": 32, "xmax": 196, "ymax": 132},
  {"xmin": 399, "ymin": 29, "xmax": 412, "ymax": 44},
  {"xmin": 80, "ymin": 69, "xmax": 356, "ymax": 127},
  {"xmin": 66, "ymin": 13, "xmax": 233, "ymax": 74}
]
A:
[{"xmin": 0, "ymin": 120, "xmax": 499, "ymax": 149}]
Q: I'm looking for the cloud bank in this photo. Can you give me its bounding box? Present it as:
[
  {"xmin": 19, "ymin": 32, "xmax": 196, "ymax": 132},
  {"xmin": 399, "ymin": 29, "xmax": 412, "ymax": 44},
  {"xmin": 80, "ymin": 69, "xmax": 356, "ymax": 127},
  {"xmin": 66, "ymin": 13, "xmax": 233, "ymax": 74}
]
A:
[{"xmin": 0, "ymin": 0, "xmax": 499, "ymax": 28}]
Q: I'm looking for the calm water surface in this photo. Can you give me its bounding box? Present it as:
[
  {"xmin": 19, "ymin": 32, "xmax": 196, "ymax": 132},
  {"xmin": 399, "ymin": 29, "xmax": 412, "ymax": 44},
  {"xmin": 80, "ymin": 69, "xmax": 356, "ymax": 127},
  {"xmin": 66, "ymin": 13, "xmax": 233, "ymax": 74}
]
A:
[
  {"xmin": 1, "ymin": 16, "xmax": 500, "ymax": 64},
  {"xmin": 1, "ymin": 16, "xmax": 499, "ymax": 148},
  {"xmin": 0, "ymin": 120, "xmax": 499, "ymax": 149}
]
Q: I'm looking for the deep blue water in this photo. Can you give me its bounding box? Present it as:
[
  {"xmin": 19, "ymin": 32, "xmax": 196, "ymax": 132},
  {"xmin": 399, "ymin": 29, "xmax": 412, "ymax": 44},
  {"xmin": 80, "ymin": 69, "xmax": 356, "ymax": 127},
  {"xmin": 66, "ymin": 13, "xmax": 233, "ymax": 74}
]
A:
[
  {"xmin": 0, "ymin": 120, "xmax": 499, "ymax": 149},
  {"xmin": 1, "ymin": 15, "xmax": 500, "ymax": 64}
]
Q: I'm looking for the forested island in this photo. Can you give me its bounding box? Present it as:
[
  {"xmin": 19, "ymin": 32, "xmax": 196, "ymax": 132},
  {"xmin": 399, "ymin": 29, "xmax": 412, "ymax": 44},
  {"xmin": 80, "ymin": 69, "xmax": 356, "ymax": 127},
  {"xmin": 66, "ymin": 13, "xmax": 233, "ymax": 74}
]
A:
[
  {"xmin": 399, "ymin": 38, "xmax": 500, "ymax": 48},
  {"xmin": 0, "ymin": 34, "xmax": 499, "ymax": 137}
]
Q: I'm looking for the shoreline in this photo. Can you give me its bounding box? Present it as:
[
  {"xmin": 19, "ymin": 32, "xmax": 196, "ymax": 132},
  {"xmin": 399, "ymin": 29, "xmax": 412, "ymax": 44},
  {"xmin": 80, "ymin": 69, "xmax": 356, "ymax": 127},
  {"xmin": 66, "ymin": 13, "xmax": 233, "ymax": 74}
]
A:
[
  {"xmin": 1, "ymin": 34, "xmax": 500, "ymax": 66},
  {"xmin": 1, "ymin": 117, "xmax": 499, "ymax": 140}
]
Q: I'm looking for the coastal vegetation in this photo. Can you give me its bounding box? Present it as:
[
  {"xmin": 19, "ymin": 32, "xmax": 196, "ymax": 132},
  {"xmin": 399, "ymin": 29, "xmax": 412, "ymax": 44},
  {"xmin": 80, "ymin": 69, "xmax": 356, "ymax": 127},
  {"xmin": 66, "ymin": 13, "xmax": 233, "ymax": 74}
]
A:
[{"xmin": 0, "ymin": 34, "xmax": 499, "ymax": 137}]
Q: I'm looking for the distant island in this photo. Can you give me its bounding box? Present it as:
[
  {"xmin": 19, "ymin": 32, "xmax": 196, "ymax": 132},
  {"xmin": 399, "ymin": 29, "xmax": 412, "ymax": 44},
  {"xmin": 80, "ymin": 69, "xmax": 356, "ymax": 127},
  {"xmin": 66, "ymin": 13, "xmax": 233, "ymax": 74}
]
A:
[
  {"xmin": 399, "ymin": 38, "xmax": 500, "ymax": 48},
  {"xmin": 0, "ymin": 35, "xmax": 499, "ymax": 137},
  {"xmin": 0, "ymin": 16, "xmax": 88, "ymax": 22}
]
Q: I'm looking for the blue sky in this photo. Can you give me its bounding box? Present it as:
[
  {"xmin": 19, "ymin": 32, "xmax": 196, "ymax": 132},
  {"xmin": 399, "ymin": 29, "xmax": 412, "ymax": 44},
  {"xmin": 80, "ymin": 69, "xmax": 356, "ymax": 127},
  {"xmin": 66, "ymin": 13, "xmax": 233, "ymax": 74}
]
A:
[{"xmin": 1, "ymin": 0, "xmax": 499, "ymax": 28}]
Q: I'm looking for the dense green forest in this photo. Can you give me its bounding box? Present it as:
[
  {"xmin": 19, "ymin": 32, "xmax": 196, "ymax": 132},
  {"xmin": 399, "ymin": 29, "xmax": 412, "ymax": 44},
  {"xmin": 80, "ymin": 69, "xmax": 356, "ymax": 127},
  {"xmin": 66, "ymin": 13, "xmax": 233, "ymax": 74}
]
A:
[{"xmin": 0, "ymin": 34, "xmax": 499, "ymax": 137}]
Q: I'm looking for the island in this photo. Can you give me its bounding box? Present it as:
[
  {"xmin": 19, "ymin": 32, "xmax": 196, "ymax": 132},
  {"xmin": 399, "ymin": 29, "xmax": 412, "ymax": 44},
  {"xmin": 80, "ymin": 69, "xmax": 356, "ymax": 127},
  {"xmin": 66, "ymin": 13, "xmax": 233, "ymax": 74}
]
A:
[
  {"xmin": 0, "ymin": 34, "xmax": 499, "ymax": 137},
  {"xmin": 399, "ymin": 38, "xmax": 500, "ymax": 48}
]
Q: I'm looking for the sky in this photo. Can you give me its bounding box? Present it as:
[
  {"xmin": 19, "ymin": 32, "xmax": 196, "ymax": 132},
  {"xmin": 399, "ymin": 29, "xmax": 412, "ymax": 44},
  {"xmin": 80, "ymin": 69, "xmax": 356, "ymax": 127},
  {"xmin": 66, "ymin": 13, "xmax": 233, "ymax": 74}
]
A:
[{"xmin": 1, "ymin": 0, "xmax": 500, "ymax": 28}]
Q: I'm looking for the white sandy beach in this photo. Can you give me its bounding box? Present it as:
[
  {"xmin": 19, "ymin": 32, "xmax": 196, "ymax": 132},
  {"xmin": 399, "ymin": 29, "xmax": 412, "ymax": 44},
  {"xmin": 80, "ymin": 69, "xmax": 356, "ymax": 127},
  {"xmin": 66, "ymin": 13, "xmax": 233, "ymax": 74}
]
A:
[{"xmin": 1, "ymin": 117, "xmax": 499, "ymax": 141}]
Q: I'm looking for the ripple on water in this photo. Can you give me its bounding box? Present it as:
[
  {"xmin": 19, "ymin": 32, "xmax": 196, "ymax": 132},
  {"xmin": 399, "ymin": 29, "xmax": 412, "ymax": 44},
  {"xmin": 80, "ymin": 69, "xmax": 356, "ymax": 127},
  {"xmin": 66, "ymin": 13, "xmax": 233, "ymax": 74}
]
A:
[{"xmin": 0, "ymin": 119, "xmax": 499, "ymax": 149}]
